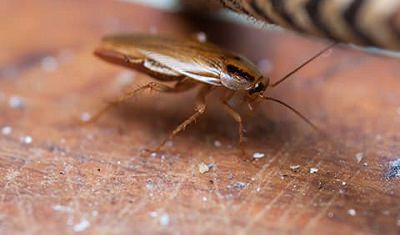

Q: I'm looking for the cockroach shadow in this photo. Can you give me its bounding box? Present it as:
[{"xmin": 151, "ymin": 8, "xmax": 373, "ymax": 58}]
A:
[{"xmin": 99, "ymin": 90, "xmax": 312, "ymax": 150}]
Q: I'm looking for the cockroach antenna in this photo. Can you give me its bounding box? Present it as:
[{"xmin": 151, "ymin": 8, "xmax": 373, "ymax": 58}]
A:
[
  {"xmin": 259, "ymin": 42, "xmax": 338, "ymax": 134},
  {"xmin": 258, "ymin": 95, "xmax": 320, "ymax": 133},
  {"xmin": 270, "ymin": 42, "xmax": 338, "ymax": 88}
]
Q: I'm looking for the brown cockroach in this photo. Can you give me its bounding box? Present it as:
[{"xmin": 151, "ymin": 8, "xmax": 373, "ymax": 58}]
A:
[{"xmin": 92, "ymin": 33, "xmax": 335, "ymax": 151}]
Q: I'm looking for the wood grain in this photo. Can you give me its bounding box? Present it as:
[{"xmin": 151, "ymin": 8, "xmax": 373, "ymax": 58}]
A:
[{"xmin": 1, "ymin": 1, "xmax": 400, "ymax": 234}]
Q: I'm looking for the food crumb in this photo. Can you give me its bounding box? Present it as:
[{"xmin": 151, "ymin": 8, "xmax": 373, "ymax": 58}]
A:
[
  {"xmin": 309, "ymin": 168, "xmax": 319, "ymax": 174},
  {"xmin": 80, "ymin": 112, "xmax": 91, "ymax": 122},
  {"xmin": 228, "ymin": 182, "xmax": 247, "ymax": 190},
  {"xmin": 198, "ymin": 162, "xmax": 210, "ymax": 174},
  {"xmin": 355, "ymin": 152, "xmax": 364, "ymax": 163},
  {"xmin": 41, "ymin": 56, "xmax": 58, "ymax": 72},
  {"xmin": 252, "ymin": 152, "xmax": 265, "ymax": 159},
  {"xmin": 21, "ymin": 135, "xmax": 33, "ymax": 145},
  {"xmin": 73, "ymin": 219, "xmax": 90, "ymax": 232},
  {"xmin": 8, "ymin": 96, "xmax": 25, "ymax": 109},
  {"xmin": 149, "ymin": 211, "xmax": 158, "ymax": 218},
  {"xmin": 347, "ymin": 209, "xmax": 356, "ymax": 216},
  {"xmin": 213, "ymin": 140, "xmax": 222, "ymax": 147},
  {"xmin": 145, "ymin": 179, "xmax": 155, "ymax": 190},
  {"xmin": 159, "ymin": 213, "xmax": 170, "ymax": 227},
  {"xmin": 1, "ymin": 126, "xmax": 12, "ymax": 136},
  {"xmin": 290, "ymin": 165, "xmax": 301, "ymax": 172},
  {"xmin": 52, "ymin": 205, "xmax": 73, "ymax": 213},
  {"xmin": 150, "ymin": 152, "xmax": 157, "ymax": 158},
  {"xmin": 387, "ymin": 158, "xmax": 400, "ymax": 179}
]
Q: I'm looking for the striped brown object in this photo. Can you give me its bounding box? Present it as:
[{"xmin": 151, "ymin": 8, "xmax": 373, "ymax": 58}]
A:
[{"xmin": 216, "ymin": 0, "xmax": 400, "ymax": 51}]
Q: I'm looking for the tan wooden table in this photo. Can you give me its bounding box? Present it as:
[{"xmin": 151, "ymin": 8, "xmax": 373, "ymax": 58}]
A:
[{"xmin": 1, "ymin": 1, "xmax": 400, "ymax": 234}]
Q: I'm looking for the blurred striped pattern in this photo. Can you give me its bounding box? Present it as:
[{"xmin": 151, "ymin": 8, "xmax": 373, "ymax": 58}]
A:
[{"xmin": 216, "ymin": 0, "xmax": 400, "ymax": 51}]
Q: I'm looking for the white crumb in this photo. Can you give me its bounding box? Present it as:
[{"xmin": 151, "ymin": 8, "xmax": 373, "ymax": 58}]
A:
[
  {"xmin": 347, "ymin": 209, "xmax": 356, "ymax": 216},
  {"xmin": 198, "ymin": 162, "xmax": 210, "ymax": 174},
  {"xmin": 252, "ymin": 152, "xmax": 265, "ymax": 159},
  {"xmin": 213, "ymin": 140, "xmax": 222, "ymax": 147},
  {"xmin": 290, "ymin": 165, "xmax": 301, "ymax": 172},
  {"xmin": 41, "ymin": 56, "xmax": 58, "ymax": 72},
  {"xmin": 21, "ymin": 135, "xmax": 33, "ymax": 145},
  {"xmin": 1, "ymin": 126, "xmax": 12, "ymax": 135},
  {"xmin": 159, "ymin": 213, "xmax": 170, "ymax": 226},
  {"xmin": 80, "ymin": 112, "xmax": 91, "ymax": 122},
  {"xmin": 8, "ymin": 96, "xmax": 25, "ymax": 109},
  {"xmin": 73, "ymin": 219, "xmax": 90, "ymax": 232},
  {"xmin": 355, "ymin": 152, "xmax": 364, "ymax": 163}
]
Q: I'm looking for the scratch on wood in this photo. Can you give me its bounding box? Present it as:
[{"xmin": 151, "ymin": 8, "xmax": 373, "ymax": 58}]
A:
[
  {"xmin": 301, "ymin": 168, "xmax": 362, "ymax": 232},
  {"xmin": 238, "ymin": 179, "xmax": 297, "ymax": 234}
]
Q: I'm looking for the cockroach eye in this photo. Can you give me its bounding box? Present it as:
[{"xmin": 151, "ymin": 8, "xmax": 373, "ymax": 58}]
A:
[{"xmin": 249, "ymin": 82, "xmax": 265, "ymax": 94}]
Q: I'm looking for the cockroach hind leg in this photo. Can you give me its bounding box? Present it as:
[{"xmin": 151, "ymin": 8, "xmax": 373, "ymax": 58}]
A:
[
  {"xmin": 82, "ymin": 84, "xmax": 151, "ymax": 125},
  {"xmin": 81, "ymin": 100, "xmax": 119, "ymax": 126},
  {"xmin": 84, "ymin": 81, "xmax": 197, "ymax": 126}
]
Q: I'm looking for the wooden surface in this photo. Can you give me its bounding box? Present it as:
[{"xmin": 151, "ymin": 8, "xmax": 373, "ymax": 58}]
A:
[{"xmin": 1, "ymin": 1, "xmax": 400, "ymax": 234}]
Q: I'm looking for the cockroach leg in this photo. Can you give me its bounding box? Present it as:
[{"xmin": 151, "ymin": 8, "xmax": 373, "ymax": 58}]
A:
[
  {"xmin": 87, "ymin": 80, "xmax": 197, "ymax": 124},
  {"xmin": 157, "ymin": 85, "xmax": 211, "ymax": 150},
  {"xmin": 85, "ymin": 84, "xmax": 149, "ymax": 124},
  {"xmin": 221, "ymin": 94, "xmax": 246, "ymax": 155}
]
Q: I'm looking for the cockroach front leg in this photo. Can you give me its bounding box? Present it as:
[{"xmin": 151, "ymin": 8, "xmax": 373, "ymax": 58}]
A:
[
  {"xmin": 221, "ymin": 92, "xmax": 246, "ymax": 155},
  {"xmin": 87, "ymin": 80, "xmax": 196, "ymax": 123},
  {"xmin": 157, "ymin": 85, "xmax": 211, "ymax": 150}
]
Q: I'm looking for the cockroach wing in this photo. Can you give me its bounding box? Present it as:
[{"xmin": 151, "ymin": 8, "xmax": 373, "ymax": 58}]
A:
[
  {"xmin": 143, "ymin": 59, "xmax": 181, "ymax": 77},
  {"xmin": 140, "ymin": 51, "xmax": 223, "ymax": 86}
]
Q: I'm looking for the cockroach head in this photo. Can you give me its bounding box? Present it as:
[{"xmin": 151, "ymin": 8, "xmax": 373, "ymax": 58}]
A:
[{"xmin": 221, "ymin": 55, "xmax": 269, "ymax": 95}]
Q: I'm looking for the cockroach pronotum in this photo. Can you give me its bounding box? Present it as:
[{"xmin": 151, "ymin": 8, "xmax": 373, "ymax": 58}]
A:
[{"xmin": 91, "ymin": 33, "xmax": 335, "ymax": 152}]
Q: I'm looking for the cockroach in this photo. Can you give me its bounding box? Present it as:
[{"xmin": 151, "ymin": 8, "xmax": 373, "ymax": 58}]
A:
[{"xmin": 91, "ymin": 33, "xmax": 335, "ymax": 151}]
